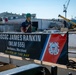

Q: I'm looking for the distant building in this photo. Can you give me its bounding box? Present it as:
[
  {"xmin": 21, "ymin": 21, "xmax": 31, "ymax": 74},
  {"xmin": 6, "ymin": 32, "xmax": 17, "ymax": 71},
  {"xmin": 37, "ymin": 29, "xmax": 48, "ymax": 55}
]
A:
[{"xmin": 0, "ymin": 12, "xmax": 36, "ymax": 20}]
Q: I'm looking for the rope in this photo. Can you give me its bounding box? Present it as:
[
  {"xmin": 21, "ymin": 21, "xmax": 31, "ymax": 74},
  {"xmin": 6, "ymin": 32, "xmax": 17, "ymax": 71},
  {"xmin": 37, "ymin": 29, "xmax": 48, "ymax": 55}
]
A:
[{"xmin": 67, "ymin": 60, "xmax": 76, "ymax": 69}]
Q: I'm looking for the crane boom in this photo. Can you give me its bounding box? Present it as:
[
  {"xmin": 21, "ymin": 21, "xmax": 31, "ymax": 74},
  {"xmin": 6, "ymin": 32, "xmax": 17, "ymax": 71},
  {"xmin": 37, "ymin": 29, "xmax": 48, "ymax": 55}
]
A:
[
  {"xmin": 66, "ymin": 0, "xmax": 70, "ymax": 10},
  {"xmin": 58, "ymin": 14, "xmax": 76, "ymax": 28}
]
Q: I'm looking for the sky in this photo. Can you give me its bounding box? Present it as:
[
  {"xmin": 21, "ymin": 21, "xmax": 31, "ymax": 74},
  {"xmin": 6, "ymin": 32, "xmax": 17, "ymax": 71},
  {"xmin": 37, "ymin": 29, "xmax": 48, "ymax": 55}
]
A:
[{"xmin": 0, "ymin": 0, "xmax": 76, "ymax": 19}]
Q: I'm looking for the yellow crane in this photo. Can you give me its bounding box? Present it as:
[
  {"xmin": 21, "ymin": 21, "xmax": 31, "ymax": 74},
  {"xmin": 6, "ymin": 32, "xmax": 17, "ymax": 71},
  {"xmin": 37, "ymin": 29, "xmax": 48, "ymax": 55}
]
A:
[{"xmin": 58, "ymin": 14, "xmax": 76, "ymax": 29}]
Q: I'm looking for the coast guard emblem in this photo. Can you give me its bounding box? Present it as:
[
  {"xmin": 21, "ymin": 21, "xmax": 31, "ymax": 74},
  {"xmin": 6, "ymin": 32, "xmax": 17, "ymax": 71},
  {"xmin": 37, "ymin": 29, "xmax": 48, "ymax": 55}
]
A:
[{"xmin": 49, "ymin": 42, "xmax": 59, "ymax": 55}]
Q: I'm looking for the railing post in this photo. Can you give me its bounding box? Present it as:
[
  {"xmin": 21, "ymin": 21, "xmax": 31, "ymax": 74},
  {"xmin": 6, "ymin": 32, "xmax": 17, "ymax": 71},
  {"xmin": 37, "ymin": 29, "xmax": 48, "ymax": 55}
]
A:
[{"xmin": 51, "ymin": 66, "xmax": 57, "ymax": 75}]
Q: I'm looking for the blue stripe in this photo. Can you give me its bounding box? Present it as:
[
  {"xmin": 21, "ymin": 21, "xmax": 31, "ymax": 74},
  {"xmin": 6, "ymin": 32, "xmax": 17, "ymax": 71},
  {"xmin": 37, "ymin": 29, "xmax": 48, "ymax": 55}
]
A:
[{"xmin": 39, "ymin": 34, "xmax": 50, "ymax": 60}]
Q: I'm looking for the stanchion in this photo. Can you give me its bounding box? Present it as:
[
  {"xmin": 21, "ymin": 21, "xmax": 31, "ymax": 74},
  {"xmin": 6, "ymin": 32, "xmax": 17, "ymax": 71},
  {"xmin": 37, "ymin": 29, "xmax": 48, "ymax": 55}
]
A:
[
  {"xmin": 51, "ymin": 66, "xmax": 57, "ymax": 75},
  {"xmin": 68, "ymin": 72, "xmax": 72, "ymax": 75},
  {"xmin": 41, "ymin": 61, "xmax": 43, "ymax": 65},
  {"xmin": 9, "ymin": 54, "xmax": 12, "ymax": 64}
]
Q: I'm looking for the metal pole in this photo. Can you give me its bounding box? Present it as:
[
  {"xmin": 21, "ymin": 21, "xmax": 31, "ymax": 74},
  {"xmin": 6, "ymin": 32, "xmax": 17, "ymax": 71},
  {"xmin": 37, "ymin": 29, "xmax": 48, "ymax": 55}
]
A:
[
  {"xmin": 67, "ymin": 32, "xmax": 69, "ymax": 64},
  {"xmin": 65, "ymin": 11, "xmax": 67, "ymax": 18},
  {"xmin": 51, "ymin": 66, "xmax": 57, "ymax": 75},
  {"xmin": 41, "ymin": 19, "xmax": 42, "ymax": 31}
]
